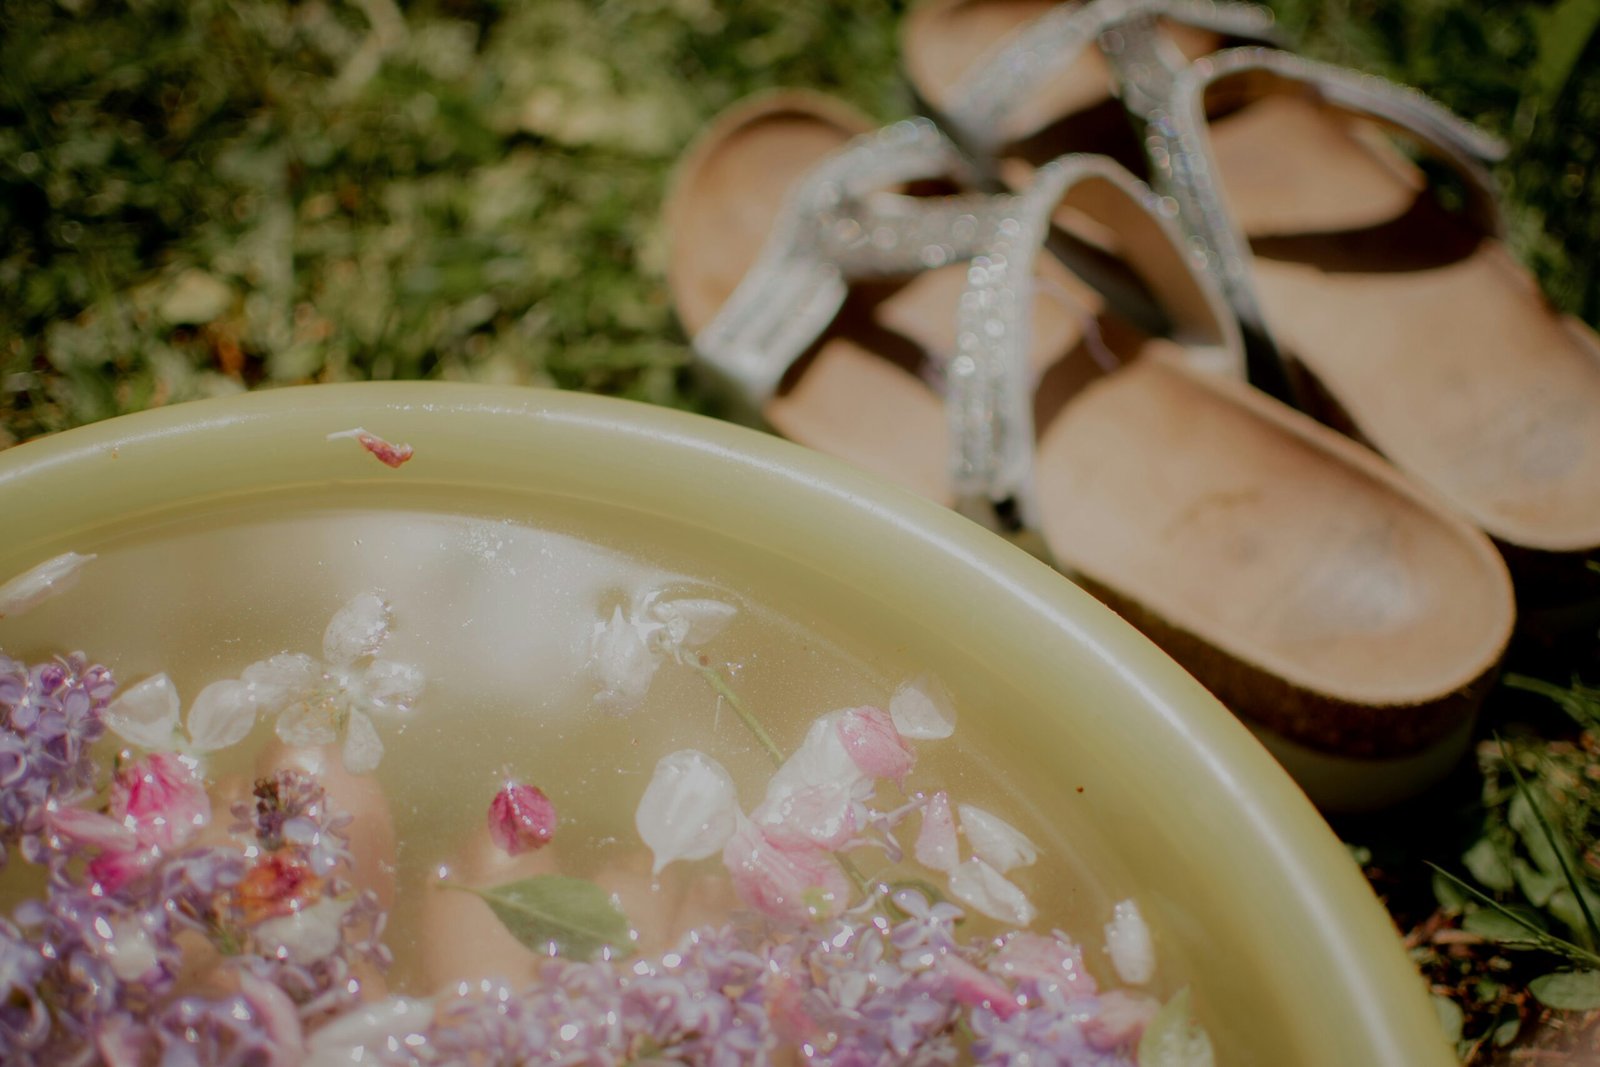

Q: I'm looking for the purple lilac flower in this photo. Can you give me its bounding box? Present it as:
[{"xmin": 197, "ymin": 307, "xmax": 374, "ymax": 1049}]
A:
[{"xmin": 0, "ymin": 653, "xmax": 113, "ymax": 867}]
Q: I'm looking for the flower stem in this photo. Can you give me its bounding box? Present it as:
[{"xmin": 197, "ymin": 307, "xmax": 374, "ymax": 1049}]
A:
[
  {"xmin": 693, "ymin": 664, "xmax": 785, "ymax": 768},
  {"xmin": 693, "ymin": 662, "xmax": 876, "ymax": 903}
]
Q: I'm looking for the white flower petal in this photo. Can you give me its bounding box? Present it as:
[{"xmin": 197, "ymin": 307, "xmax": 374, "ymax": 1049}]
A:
[
  {"xmin": 242, "ymin": 652, "xmax": 320, "ymax": 698},
  {"xmin": 323, "ymin": 592, "xmax": 392, "ymax": 666},
  {"xmin": 1105, "ymin": 899, "xmax": 1155, "ymax": 985},
  {"xmin": 254, "ymin": 898, "xmax": 350, "ymax": 965},
  {"xmin": 275, "ymin": 700, "xmax": 341, "ymax": 749},
  {"xmin": 948, "ymin": 858, "xmax": 1036, "ymax": 926},
  {"xmin": 650, "ymin": 596, "xmax": 736, "ymax": 650},
  {"xmin": 958, "ymin": 804, "xmax": 1038, "ymax": 873},
  {"xmin": 591, "ymin": 607, "xmax": 658, "ymax": 712},
  {"xmin": 765, "ymin": 712, "xmax": 870, "ymax": 808},
  {"xmin": 362, "ymin": 659, "xmax": 424, "ymax": 711},
  {"xmin": 304, "ymin": 997, "xmax": 434, "ymax": 1067},
  {"xmin": 341, "ymin": 709, "xmax": 384, "ymax": 775},
  {"xmin": 105, "ymin": 919, "xmax": 161, "ymax": 982},
  {"xmin": 0, "ymin": 551, "xmax": 95, "ymax": 618},
  {"xmin": 889, "ymin": 676, "xmax": 957, "ymax": 740},
  {"xmin": 636, "ymin": 749, "xmax": 741, "ymax": 874},
  {"xmin": 186, "ymin": 679, "xmax": 262, "ymax": 752},
  {"xmin": 103, "ymin": 674, "xmax": 182, "ymax": 750}
]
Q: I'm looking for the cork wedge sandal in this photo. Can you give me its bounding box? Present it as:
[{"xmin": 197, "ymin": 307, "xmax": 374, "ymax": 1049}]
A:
[
  {"xmin": 903, "ymin": 0, "xmax": 1600, "ymax": 598},
  {"xmin": 665, "ymin": 94, "xmax": 1514, "ymax": 804}
]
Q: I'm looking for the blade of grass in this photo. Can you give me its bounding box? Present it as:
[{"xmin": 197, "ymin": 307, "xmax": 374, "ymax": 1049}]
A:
[
  {"xmin": 1496, "ymin": 734, "xmax": 1600, "ymax": 951},
  {"xmin": 1428, "ymin": 864, "xmax": 1600, "ymax": 968}
]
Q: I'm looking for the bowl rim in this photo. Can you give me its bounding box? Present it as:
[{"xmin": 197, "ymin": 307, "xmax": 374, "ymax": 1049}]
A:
[{"xmin": 0, "ymin": 382, "xmax": 1451, "ymax": 1065}]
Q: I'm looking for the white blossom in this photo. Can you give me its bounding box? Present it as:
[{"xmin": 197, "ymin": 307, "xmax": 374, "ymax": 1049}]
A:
[
  {"xmin": 948, "ymin": 858, "xmax": 1036, "ymax": 926},
  {"xmin": 958, "ymin": 804, "xmax": 1038, "ymax": 873},
  {"xmin": 254, "ymin": 898, "xmax": 352, "ymax": 966},
  {"xmin": 590, "ymin": 589, "xmax": 735, "ymax": 713},
  {"xmin": 303, "ymin": 996, "xmax": 434, "ymax": 1067},
  {"xmin": 1105, "ymin": 898, "xmax": 1155, "ymax": 985},
  {"xmin": 636, "ymin": 750, "xmax": 741, "ymax": 874},
  {"xmin": 888, "ymin": 675, "xmax": 957, "ymax": 740}
]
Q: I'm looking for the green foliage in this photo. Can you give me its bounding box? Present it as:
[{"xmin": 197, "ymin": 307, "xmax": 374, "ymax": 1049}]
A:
[{"xmin": 444, "ymin": 875, "xmax": 631, "ymax": 962}]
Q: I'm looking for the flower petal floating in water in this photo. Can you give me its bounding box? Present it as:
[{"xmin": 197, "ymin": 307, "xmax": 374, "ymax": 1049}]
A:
[
  {"xmin": 488, "ymin": 781, "xmax": 558, "ymax": 857},
  {"xmin": 0, "ymin": 551, "xmax": 95, "ymax": 618},
  {"xmin": 323, "ymin": 591, "xmax": 393, "ymax": 665},
  {"xmin": 836, "ymin": 706, "xmax": 914, "ymax": 785},
  {"xmin": 47, "ymin": 806, "xmax": 137, "ymax": 852},
  {"xmin": 340, "ymin": 708, "xmax": 384, "ymax": 776},
  {"xmin": 1105, "ymin": 898, "xmax": 1155, "ymax": 985},
  {"xmin": 651, "ymin": 596, "xmax": 736, "ymax": 649},
  {"xmin": 103, "ymin": 673, "xmax": 182, "ymax": 751},
  {"xmin": 591, "ymin": 606, "xmax": 657, "ymax": 712},
  {"xmin": 888, "ymin": 675, "xmax": 957, "ymax": 740},
  {"xmin": 103, "ymin": 918, "xmax": 161, "ymax": 983},
  {"xmin": 109, "ymin": 751, "xmax": 210, "ymax": 851},
  {"xmin": 723, "ymin": 816, "xmax": 851, "ymax": 923},
  {"xmin": 958, "ymin": 804, "xmax": 1038, "ymax": 874},
  {"xmin": 255, "ymin": 897, "xmax": 353, "ymax": 965},
  {"xmin": 914, "ymin": 791, "xmax": 959, "ymax": 874},
  {"xmin": 303, "ymin": 997, "xmax": 434, "ymax": 1067},
  {"xmin": 187, "ymin": 678, "xmax": 266, "ymax": 752},
  {"xmin": 948, "ymin": 858, "xmax": 1036, "ymax": 926},
  {"xmin": 940, "ymin": 953, "xmax": 1021, "ymax": 1020},
  {"xmin": 637, "ymin": 750, "xmax": 739, "ymax": 874},
  {"xmin": 754, "ymin": 782, "xmax": 858, "ymax": 851},
  {"xmin": 327, "ymin": 427, "xmax": 414, "ymax": 469}
]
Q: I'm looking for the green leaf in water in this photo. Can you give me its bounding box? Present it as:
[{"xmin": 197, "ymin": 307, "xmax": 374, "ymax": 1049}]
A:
[
  {"xmin": 1529, "ymin": 970, "xmax": 1600, "ymax": 1011},
  {"xmin": 1138, "ymin": 987, "xmax": 1215, "ymax": 1067},
  {"xmin": 446, "ymin": 875, "xmax": 630, "ymax": 962}
]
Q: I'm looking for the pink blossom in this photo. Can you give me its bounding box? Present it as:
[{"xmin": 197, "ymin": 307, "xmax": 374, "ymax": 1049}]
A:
[
  {"xmin": 47, "ymin": 806, "xmax": 137, "ymax": 851},
  {"xmin": 1083, "ymin": 989, "xmax": 1160, "ymax": 1051},
  {"xmin": 487, "ymin": 782, "xmax": 557, "ymax": 856},
  {"xmin": 87, "ymin": 844, "xmax": 162, "ymax": 894},
  {"xmin": 941, "ymin": 954, "xmax": 1022, "ymax": 1020},
  {"xmin": 722, "ymin": 817, "xmax": 850, "ymax": 923},
  {"xmin": 753, "ymin": 783, "xmax": 859, "ymax": 851},
  {"xmin": 108, "ymin": 752, "xmax": 210, "ymax": 850},
  {"xmin": 239, "ymin": 970, "xmax": 307, "ymax": 1065},
  {"xmin": 835, "ymin": 706, "xmax": 914, "ymax": 785},
  {"xmin": 988, "ymin": 932, "xmax": 1098, "ymax": 997}
]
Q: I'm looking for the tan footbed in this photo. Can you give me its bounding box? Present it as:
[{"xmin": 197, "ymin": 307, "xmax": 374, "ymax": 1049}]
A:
[
  {"xmin": 903, "ymin": 0, "xmax": 1600, "ymax": 557},
  {"xmin": 664, "ymin": 94, "xmax": 1513, "ymax": 758}
]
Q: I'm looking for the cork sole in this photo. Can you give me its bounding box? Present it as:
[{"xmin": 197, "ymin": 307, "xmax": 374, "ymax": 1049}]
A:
[{"xmin": 665, "ymin": 95, "xmax": 1514, "ymax": 758}]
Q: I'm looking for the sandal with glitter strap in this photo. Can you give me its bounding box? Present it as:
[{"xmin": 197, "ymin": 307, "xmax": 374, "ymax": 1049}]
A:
[
  {"xmin": 905, "ymin": 1, "xmax": 1600, "ymax": 592},
  {"xmin": 666, "ymin": 93, "xmax": 1513, "ymax": 805}
]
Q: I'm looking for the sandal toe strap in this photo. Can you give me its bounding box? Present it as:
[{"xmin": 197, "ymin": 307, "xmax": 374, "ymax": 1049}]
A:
[{"xmin": 692, "ymin": 119, "xmax": 983, "ymax": 413}]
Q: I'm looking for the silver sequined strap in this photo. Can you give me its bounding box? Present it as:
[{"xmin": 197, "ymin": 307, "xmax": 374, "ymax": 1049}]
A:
[
  {"xmin": 939, "ymin": 0, "xmax": 1277, "ymax": 157},
  {"xmin": 949, "ymin": 155, "xmax": 1242, "ymax": 529},
  {"xmin": 1143, "ymin": 46, "xmax": 1508, "ymax": 364},
  {"xmin": 692, "ymin": 118, "xmax": 984, "ymax": 411}
]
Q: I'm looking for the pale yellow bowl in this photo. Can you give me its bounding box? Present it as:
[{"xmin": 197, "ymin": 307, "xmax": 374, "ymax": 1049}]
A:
[{"xmin": 0, "ymin": 383, "xmax": 1450, "ymax": 1066}]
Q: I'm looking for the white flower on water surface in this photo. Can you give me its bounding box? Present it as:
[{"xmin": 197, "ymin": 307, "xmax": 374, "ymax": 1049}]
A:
[
  {"xmin": 948, "ymin": 857, "xmax": 1037, "ymax": 927},
  {"xmin": 635, "ymin": 749, "xmax": 741, "ymax": 874},
  {"xmin": 104, "ymin": 593, "xmax": 422, "ymax": 773},
  {"xmin": 1105, "ymin": 898, "xmax": 1155, "ymax": 985},
  {"xmin": 255, "ymin": 897, "xmax": 353, "ymax": 966},
  {"xmin": 957, "ymin": 803, "xmax": 1038, "ymax": 874},
  {"xmin": 253, "ymin": 592, "xmax": 425, "ymax": 775},
  {"xmin": 590, "ymin": 589, "xmax": 736, "ymax": 712}
]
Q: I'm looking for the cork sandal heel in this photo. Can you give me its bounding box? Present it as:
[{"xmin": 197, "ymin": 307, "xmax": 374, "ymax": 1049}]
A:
[{"xmin": 666, "ymin": 93, "xmax": 1514, "ymax": 807}]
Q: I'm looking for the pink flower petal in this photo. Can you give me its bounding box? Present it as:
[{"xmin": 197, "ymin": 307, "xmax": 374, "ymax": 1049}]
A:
[
  {"xmin": 327, "ymin": 427, "xmax": 414, "ymax": 469},
  {"xmin": 48, "ymin": 806, "xmax": 137, "ymax": 851},
  {"xmin": 753, "ymin": 782, "xmax": 858, "ymax": 852},
  {"xmin": 88, "ymin": 845, "xmax": 161, "ymax": 893},
  {"xmin": 914, "ymin": 791, "xmax": 959, "ymax": 874},
  {"xmin": 989, "ymin": 932, "xmax": 1097, "ymax": 997},
  {"xmin": 722, "ymin": 817, "xmax": 851, "ymax": 923},
  {"xmin": 489, "ymin": 781, "xmax": 558, "ymax": 857},
  {"xmin": 239, "ymin": 970, "xmax": 307, "ymax": 1065},
  {"xmin": 940, "ymin": 954, "xmax": 1022, "ymax": 1020},
  {"xmin": 109, "ymin": 752, "xmax": 210, "ymax": 850},
  {"xmin": 1083, "ymin": 989, "xmax": 1161, "ymax": 1052},
  {"xmin": 836, "ymin": 706, "xmax": 914, "ymax": 785}
]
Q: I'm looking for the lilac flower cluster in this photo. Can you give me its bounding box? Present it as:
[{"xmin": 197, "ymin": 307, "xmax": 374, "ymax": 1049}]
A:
[
  {"xmin": 357, "ymin": 891, "xmax": 1153, "ymax": 1067},
  {"xmin": 0, "ymin": 653, "xmax": 113, "ymax": 867},
  {"xmin": 0, "ymin": 656, "xmax": 390, "ymax": 1066}
]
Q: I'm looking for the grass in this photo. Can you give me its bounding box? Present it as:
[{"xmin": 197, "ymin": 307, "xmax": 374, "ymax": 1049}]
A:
[{"xmin": 3, "ymin": 0, "xmax": 1600, "ymax": 1061}]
